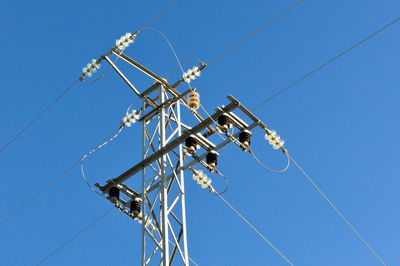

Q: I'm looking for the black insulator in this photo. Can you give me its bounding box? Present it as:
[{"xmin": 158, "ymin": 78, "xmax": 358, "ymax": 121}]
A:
[
  {"xmin": 218, "ymin": 114, "xmax": 231, "ymax": 129},
  {"xmin": 185, "ymin": 136, "xmax": 197, "ymax": 151},
  {"xmin": 239, "ymin": 130, "xmax": 252, "ymax": 146},
  {"xmin": 206, "ymin": 151, "xmax": 218, "ymax": 167},
  {"xmin": 109, "ymin": 187, "xmax": 120, "ymax": 200},
  {"xmin": 130, "ymin": 199, "xmax": 141, "ymax": 214}
]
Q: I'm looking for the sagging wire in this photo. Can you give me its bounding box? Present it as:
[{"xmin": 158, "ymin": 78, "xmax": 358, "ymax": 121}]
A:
[
  {"xmin": 142, "ymin": 27, "xmax": 186, "ymax": 76},
  {"xmin": 80, "ymin": 126, "xmax": 124, "ymax": 198},
  {"xmin": 142, "ymin": 27, "xmax": 226, "ymax": 144},
  {"xmin": 0, "ymin": 125, "xmax": 134, "ymax": 226},
  {"xmin": 250, "ymin": 149, "xmax": 290, "ymax": 173},
  {"xmin": 80, "ymin": 98, "xmax": 141, "ymax": 197},
  {"xmin": 215, "ymin": 171, "xmax": 229, "ymax": 195}
]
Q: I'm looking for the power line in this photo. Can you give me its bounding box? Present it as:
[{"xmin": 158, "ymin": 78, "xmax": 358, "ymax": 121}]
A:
[
  {"xmin": 0, "ymin": 127, "xmax": 123, "ymax": 226},
  {"xmin": 37, "ymin": 205, "xmax": 200, "ymax": 265},
  {"xmin": 214, "ymin": 190, "xmax": 294, "ymax": 266},
  {"xmin": 0, "ymin": 1, "xmax": 181, "ymax": 155},
  {"xmin": 250, "ymin": 150, "xmax": 291, "ymax": 173},
  {"xmin": 287, "ymin": 152, "xmax": 386, "ymax": 265},
  {"xmin": 206, "ymin": 0, "xmax": 305, "ymax": 66},
  {"xmin": 250, "ymin": 16, "xmax": 400, "ymax": 112},
  {"xmin": 137, "ymin": 0, "xmax": 179, "ymax": 33},
  {"xmin": 37, "ymin": 207, "xmax": 114, "ymax": 265},
  {"xmin": 0, "ymin": 79, "xmax": 80, "ymax": 154}
]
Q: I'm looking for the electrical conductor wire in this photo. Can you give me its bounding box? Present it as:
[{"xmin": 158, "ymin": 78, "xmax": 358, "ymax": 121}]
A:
[
  {"xmin": 0, "ymin": 79, "xmax": 80, "ymax": 154},
  {"xmin": 143, "ymin": 27, "xmax": 226, "ymax": 143},
  {"xmin": 36, "ymin": 207, "xmax": 114, "ymax": 265},
  {"xmin": 0, "ymin": 0, "xmax": 180, "ymax": 154},
  {"xmin": 214, "ymin": 190, "xmax": 294, "ymax": 265},
  {"xmin": 206, "ymin": 0, "xmax": 305, "ymax": 66},
  {"xmin": 80, "ymin": 98, "xmax": 140, "ymax": 196},
  {"xmin": 166, "ymin": 56, "xmax": 202, "ymax": 80},
  {"xmin": 84, "ymin": 0, "xmax": 180, "ymax": 84},
  {"xmin": 137, "ymin": 0, "xmax": 179, "ymax": 33},
  {"xmin": 287, "ymin": 152, "xmax": 385, "ymax": 265},
  {"xmin": 0, "ymin": 127, "xmax": 128, "ymax": 226},
  {"xmin": 250, "ymin": 16, "xmax": 400, "ymax": 112},
  {"xmin": 251, "ymin": 150, "xmax": 290, "ymax": 173},
  {"xmin": 81, "ymin": 126, "xmax": 124, "ymax": 198}
]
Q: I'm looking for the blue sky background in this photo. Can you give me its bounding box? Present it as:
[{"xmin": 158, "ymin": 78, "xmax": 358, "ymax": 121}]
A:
[{"xmin": 1, "ymin": 0, "xmax": 400, "ymax": 265}]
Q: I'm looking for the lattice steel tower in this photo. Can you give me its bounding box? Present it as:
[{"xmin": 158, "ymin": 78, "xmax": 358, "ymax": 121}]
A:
[{"xmin": 95, "ymin": 34, "xmax": 272, "ymax": 265}]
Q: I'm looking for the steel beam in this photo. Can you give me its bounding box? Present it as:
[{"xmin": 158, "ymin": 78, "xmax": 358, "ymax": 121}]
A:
[{"xmin": 99, "ymin": 100, "xmax": 239, "ymax": 193}]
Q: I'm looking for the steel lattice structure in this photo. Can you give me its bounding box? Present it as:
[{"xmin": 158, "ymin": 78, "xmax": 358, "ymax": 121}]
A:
[{"xmin": 95, "ymin": 49, "xmax": 270, "ymax": 265}]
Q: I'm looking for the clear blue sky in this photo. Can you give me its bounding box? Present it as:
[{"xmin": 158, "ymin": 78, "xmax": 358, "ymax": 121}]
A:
[{"xmin": 1, "ymin": 1, "xmax": 399, "ymax": 265}]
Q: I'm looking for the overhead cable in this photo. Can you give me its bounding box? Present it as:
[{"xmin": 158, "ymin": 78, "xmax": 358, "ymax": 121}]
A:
[
  {"xmin": 287, "ymin": 152, "xmax": 386, "ymax": 265},
  {"xmin": 0, "ymin": 127, "xmax": 124, "ymax": 226},
  {"xmin": 206, "ymin": 0, "xmax": 305, "ymax": 66},
  {"xmin": 250, "ymin": 16, "xmax": 400, "ymax": 112},
  {"xmin": 251, "ymin": 150, "xmax": 290, "ymax": 173},
  {"xmin": 0, "ymin": 79, "xmax": 80, "ymax": 154},
  {"xmin": 0, "ymin": 0, "xmax": 180, "ymax": 154},
  {"xmin": 37, "ymin": 207, "xmax": 114, "ymax": 265},
  {"xmin": 214, "ymin": 190, "xmax": 294, "ymax": 265}
]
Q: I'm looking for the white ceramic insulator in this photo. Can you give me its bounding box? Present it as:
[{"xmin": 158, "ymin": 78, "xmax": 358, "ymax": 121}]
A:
[
  {"xmin": 269, "ymin": 135, "xmax": 280, "ymax": 145},
  {"xmin": 193, "ymin": 67, "xmax": 201, "ymax": 77},
  {"xmin": 273, "ymin": 140, "xmax": 285, "ymax": 149},
  {"xmin": 265, "ymin": 130, "xmax": 277, "ymax": 140}
]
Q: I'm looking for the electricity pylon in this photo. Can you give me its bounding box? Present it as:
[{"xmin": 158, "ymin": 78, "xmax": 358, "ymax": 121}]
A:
[
  {"xmin": 95, "ymin": 47, "xmax": 274, "ymax": 265},
  {"xmin": 96, "ymin": 48, "xmax": 202, "ymax": 265}
]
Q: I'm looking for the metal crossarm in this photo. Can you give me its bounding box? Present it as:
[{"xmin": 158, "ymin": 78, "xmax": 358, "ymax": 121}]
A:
[
  {"xmin": 98, "ymin": 98, "xmax": 239, "ymax": 194},
  {"xmin": 97, "ymin": 47, "xmax": 273, "ymax": 266}
]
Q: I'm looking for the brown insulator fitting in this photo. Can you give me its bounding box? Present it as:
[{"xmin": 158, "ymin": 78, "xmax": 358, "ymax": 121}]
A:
[
  {"xmin": 217, "ymin": 113, "xmax": 231, "ymax": 132},
  {"xmin": 206, "ymin": 151, "xmax": 218, "ymax": 168},
  {"xmin": 187, "ymin": 91, "xmax": 200, "ymax": 110},
  {"xmin": 130, "ymin": 198, "xmax": 142, "ymax": 216},
  {"xmin": 239, "ymin": 130, "xmax": 252, "ymax": 151},
  {"xmin": 185, "ymin": 135, "xmax": 198, "ymax": 153},
  {"xmin": 108, "ymin": 187, "xmax": 120, "ymax": 203}
]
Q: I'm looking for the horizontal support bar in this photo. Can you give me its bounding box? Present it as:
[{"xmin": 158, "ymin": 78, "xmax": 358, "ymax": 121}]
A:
[
  {"xmin": 140, "ymin": 82, "xmax": 161, "ymax": 98},
  {"xmin": 139, "ymin": 89, "xmax": 191, "ymax": 122},
  {"xmin": 228, "ymin": 95, "xmax": 268, "ymax": 131},
  {"xmin": 99, "ymin": 97, "xmax": 240, "ymax": 193},
  {"xmin": 145, "ymin": 120, "xmax": 259, "ymax": 194}
]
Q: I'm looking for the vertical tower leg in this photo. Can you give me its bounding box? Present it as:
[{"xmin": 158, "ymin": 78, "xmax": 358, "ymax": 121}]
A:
[
  {"xmin": 159, "ymin": 85, "xmax": 170, "ymax": 265},
  {"xmin": 140, "ymin": 83, "xmax": 189, "ymax": 265}
]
